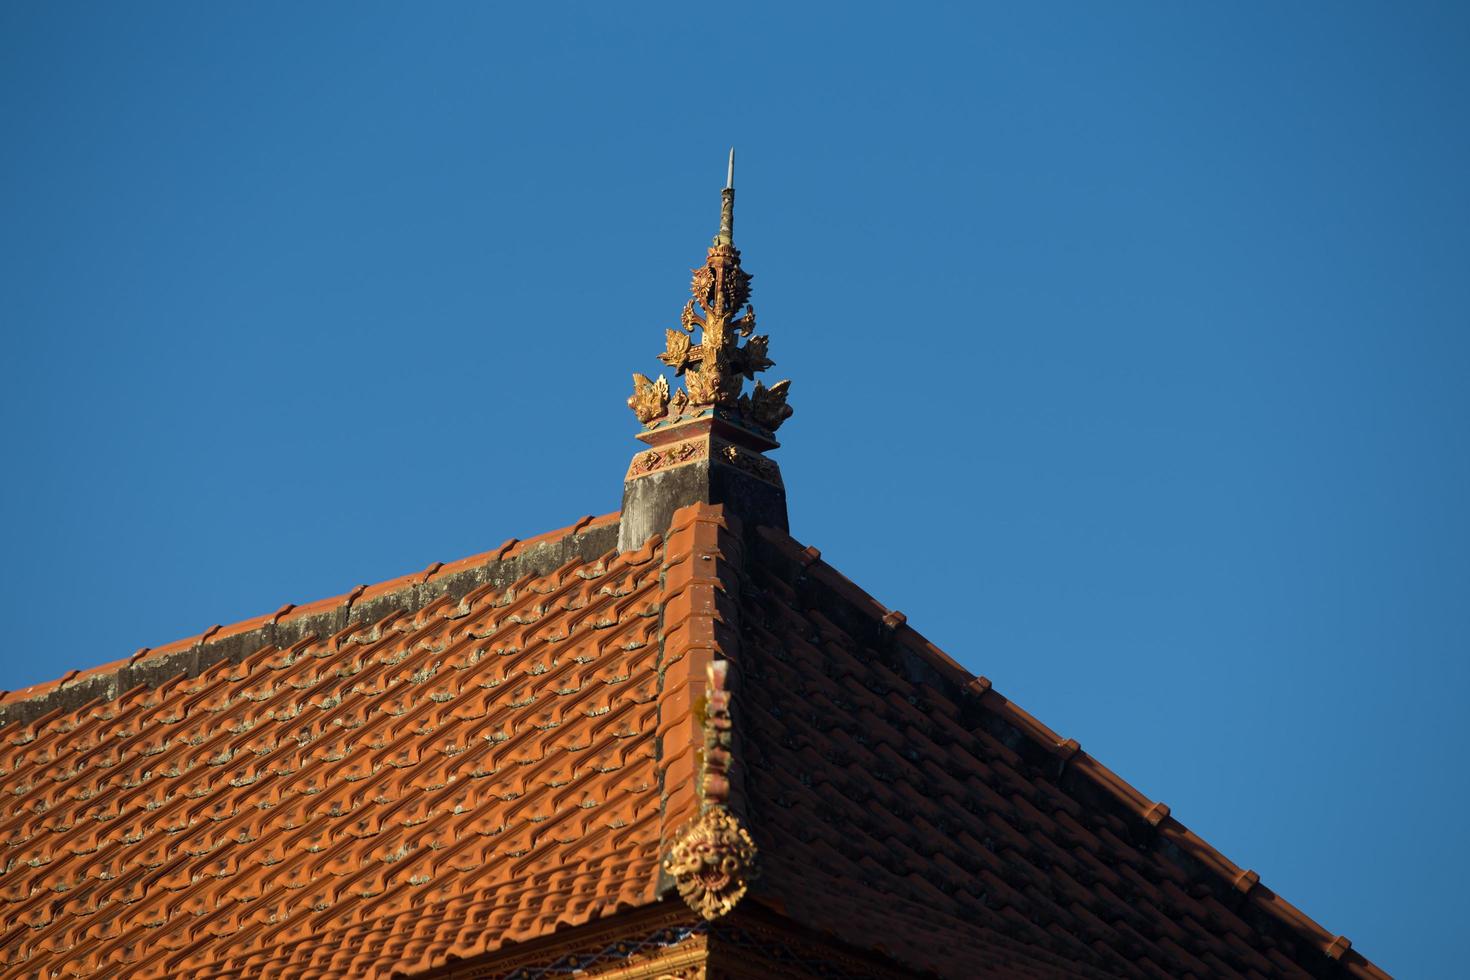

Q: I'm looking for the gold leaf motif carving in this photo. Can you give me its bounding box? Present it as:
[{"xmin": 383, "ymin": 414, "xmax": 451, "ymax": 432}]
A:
[
  {"xmin": 627, "ymin": 373, "xmax": 670, "ymax": 424},
  {"xmin": 719, "ymin": 261, "xmax": 751, "ymax": 315},
  {"xmin": 747, "ymin": 379, "xmax": 793, "ymax": 431},
  {"xmin": 685, "ymin": 363, "xmax": 719, "ymax": 406},
  {"xmin": 660, "ymin": 329, "xmax": 692, "ymax": 374},
  {"xmin": 732, "ymin": 304, "xmax": 756, "ymax": 338},
  {"xmin": 739, "ymin": 334, "xmax": 772, "ymax": 379},
  {"xmin": 690, "ymin": 266, "xmax": 715, "ymax": 309},
  {"xmin": 679, "ymin": 299, "xmax": 704, "ymax": 335}
]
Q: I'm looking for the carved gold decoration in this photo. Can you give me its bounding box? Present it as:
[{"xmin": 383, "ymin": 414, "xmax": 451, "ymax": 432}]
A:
[
  {"xmin": 626, "ymin": 435, "xmax": 783, "ymax": 486},
  {"xmin": 685, "ymin": 361, "xmax": 720, "ymax": 406},
  {"xmin": 626, "ymin": 182, "xmax": 792, "ymax": 431},
  {"xmin": 739, "ymin": 333, "xmax": 771, "ymax": 379},
  {"xmin": 744, "ymin": 379, "xmax": 792, "ymax": 431},
  {"xmin": 717, "ymin": 442, "xmax": 782, "ymax": 487},
  {"xmin": 665, "ymin": 805, "xmax": 758, "ymax": 921},
  {"xmin": 628, "ymin": 374, "xmax": 671, "ymax": 424},
  {"xmin": 665, "ymin": 658, "xmax": 756, "ymax": 922},
  {"xmin": 627, "ymin": 439, "xmax": 708, "ymax": 478},
  {"xmin": 661, "ymin": 329, "xmax": 693, "ymax": 374}
]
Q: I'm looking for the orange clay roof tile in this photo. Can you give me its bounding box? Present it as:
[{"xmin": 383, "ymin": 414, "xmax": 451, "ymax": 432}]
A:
[
  {"xmin": 0, "ymin": 512, "xmax": 679, "ymax": 979},
  {"xmin": 0, "ymin": 504, "xmax": 1390, "ymax": 979},
  {"xmin": 730, "ymin": 521, "xmax": 1389, "ymax": 979}
]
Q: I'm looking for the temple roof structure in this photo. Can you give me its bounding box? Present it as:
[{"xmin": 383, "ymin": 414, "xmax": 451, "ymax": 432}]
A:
[{"xmin": 0, "ymin": 161, "xmax": 1388, "ymax": 979}]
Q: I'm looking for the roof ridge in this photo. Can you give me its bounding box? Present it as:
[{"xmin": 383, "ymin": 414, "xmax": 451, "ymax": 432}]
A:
[
  {"xmin": 0, "ymin": 513, "xmax": 622, "ymax": 729},
  {"xmin": 748, "ymin": 522, "xmax": 1390, "ymax": 980},
  {"xmin": 651, "ymin": 502, "xmax": 758, "ymax": 921}
]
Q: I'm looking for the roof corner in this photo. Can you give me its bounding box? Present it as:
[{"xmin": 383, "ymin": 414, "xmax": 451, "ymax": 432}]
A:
[{"xmin": 652, "ymin": 502, "xmax": 760, "ymax": 920}]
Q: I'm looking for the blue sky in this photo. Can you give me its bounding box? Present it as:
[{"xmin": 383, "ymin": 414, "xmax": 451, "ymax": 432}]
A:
[{"xmin": 2, "ymin": 3, "xmax": 1466, "ymax": 975}]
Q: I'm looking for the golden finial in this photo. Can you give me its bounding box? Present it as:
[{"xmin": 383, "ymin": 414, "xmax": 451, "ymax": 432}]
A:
[{"xmin": 626, "ymin": 154, "xmax": 792, "ymax": 438}]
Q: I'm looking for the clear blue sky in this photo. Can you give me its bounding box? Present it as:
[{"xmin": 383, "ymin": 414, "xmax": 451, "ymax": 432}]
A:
[{"xmin": 2, "ymin": 3, "xmax": 1465, "ymax": 975}]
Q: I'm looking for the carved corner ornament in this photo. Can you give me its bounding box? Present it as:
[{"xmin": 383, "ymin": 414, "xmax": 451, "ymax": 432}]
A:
[
  {"xmin": 628, "ymin": 373, "xmax": 671, "ymax": 424},
  {"xmin": 665, "ymin": 659, "xmax": 756, "ymax": 921},
  {"xmin": 664, "ymin": 804, "xmax": 758, "ymax": 921},
  {"xmin": 742, "ymin": 379, "xmax": 792, "ymax": 431}
]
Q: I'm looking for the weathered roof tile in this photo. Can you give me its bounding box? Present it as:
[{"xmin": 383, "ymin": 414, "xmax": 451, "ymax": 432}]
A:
[
  {"xmin": 0, "ymin": 505, "xmax": 1390, "ymax": 978},
  {"xmin": 0, "ymin": 515, "xmax": 672, "ymax": 979}
]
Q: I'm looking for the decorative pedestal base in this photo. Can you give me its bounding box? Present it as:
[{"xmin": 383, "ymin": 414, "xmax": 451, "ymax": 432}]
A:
[{"xmin": 617, "ymin": 425, "xmax": 786, "ymax": 551}]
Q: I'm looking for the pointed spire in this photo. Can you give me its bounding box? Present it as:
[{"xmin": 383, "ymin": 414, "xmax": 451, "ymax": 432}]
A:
[
  {"xmin": 618, "ymin": 156, "xmax": 794, "ymax": 551},
  {"xmin": 718, "ymin": 148, "xmax": 734, "ymax": 245}
]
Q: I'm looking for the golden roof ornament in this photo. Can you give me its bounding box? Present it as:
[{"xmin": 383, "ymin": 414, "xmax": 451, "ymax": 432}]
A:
[
  {"xmin": 664, "ymin": 658, "xmax": 759, "ymax": 920},
  {"xmin": 617, "ymin": 152, "xmax": 792, "ymax": 552},
  {"xmin": 626, "ymin": 149, "xmax": 793, "ymax": 439}
]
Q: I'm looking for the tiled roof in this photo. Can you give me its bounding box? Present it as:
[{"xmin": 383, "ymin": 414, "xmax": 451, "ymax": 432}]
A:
[
  {"xmin": 736, "ymin": 522, "xmax": 1389, "ymax": 980},
  {"xmin": 0, "ymin": 514, "xmax": 676, "ymax": 978},
  {"xmin": 0, "ymin": 504, "xmax": 1389, "ymax": 979}
]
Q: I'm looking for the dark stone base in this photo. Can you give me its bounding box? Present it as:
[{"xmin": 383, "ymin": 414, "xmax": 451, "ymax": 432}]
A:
[{"xmin": 618, "ymin": 460, "xmax": 787, "ymax": 552}]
